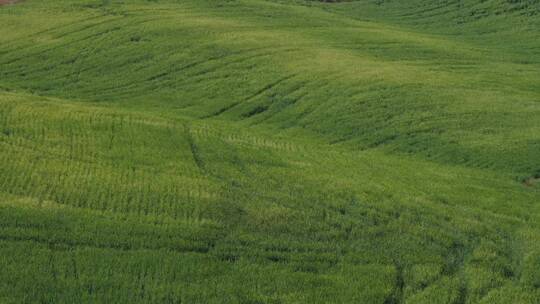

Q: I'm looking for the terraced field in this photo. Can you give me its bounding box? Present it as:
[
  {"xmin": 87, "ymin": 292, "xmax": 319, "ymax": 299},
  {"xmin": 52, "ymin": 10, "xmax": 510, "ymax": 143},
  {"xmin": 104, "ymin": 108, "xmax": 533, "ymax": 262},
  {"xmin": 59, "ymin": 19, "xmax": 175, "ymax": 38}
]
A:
[{"xmin": 0, "ymin": 0, "xmax": 539, "ymax": 303}]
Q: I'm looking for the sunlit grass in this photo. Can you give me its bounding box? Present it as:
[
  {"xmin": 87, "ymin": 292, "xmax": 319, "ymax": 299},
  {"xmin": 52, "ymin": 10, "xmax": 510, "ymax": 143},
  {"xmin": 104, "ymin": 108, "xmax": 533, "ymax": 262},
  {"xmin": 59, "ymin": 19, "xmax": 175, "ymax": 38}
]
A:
[{"xmin": 0, "ymin": 0, "xmax": 539, "ymax": 302}]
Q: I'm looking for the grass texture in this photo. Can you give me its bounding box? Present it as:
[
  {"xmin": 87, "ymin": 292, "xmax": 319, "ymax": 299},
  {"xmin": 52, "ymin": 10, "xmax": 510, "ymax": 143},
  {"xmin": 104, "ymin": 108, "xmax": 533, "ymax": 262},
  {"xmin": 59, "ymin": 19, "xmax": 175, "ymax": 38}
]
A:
[{"xmin": 0, "ymin": 0, "xmax": 539, "ymax": 303}]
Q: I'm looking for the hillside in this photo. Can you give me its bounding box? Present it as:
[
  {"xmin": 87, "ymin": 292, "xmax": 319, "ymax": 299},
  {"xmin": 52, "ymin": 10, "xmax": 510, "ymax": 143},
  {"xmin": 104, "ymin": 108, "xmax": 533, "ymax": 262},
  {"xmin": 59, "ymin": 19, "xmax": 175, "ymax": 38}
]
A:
[{"xmin": 0, "ymin": 0, "xmax": 539, "ymax": 303}]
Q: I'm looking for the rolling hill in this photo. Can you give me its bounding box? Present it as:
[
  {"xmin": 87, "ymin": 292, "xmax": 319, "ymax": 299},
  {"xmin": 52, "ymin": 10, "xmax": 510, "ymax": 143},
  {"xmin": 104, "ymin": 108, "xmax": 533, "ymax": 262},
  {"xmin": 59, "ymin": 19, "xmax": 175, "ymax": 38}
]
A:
[{"xmin": 0, "ymin": 0, "xmax": 539, "ymax": 303}]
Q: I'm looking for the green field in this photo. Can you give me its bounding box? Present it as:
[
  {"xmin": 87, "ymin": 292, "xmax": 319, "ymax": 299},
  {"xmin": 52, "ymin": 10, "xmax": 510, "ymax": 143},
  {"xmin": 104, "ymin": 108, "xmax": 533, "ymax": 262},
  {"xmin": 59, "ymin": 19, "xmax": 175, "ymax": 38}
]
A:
[{"xmin": 0, "ymin": 0, "xmax": 539, "ymax": 303}]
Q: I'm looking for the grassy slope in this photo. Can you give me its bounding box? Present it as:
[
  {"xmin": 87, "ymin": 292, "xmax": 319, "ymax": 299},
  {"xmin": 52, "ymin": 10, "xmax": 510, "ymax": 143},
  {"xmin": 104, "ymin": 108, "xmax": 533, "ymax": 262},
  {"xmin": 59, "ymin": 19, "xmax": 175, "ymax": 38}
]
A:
[{"xmin": 0, "ymin": 0, "xmax": 539, "ymax": 303}]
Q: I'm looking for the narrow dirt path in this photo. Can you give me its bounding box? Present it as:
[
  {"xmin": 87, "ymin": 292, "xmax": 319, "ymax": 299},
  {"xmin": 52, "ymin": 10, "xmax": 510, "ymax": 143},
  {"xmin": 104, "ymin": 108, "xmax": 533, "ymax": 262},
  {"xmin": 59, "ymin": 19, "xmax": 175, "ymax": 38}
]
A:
[
  {"xmin": 523, "ymin": 176, "xmax": 540, "ymax": 187},
  {"xmin": 0, "ymin": 0, "xmax": 19, "ymax": 5}
]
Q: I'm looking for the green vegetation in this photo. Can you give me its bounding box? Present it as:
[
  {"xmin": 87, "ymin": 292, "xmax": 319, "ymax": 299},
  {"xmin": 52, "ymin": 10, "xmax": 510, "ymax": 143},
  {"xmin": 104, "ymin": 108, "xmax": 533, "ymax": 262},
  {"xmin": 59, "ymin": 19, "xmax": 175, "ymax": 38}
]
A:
[{"xmin": 0, "ymin": 0, "xmax": 539, "ymax": 302}]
